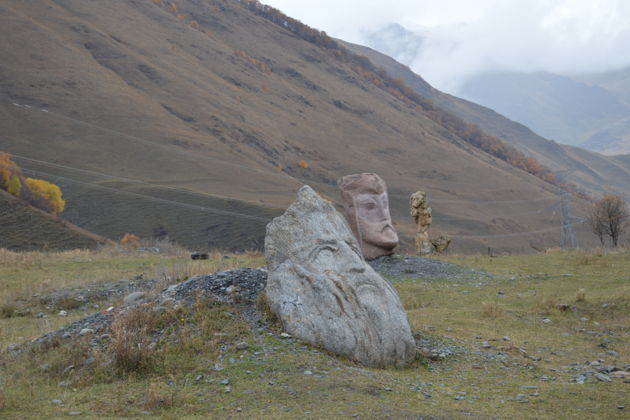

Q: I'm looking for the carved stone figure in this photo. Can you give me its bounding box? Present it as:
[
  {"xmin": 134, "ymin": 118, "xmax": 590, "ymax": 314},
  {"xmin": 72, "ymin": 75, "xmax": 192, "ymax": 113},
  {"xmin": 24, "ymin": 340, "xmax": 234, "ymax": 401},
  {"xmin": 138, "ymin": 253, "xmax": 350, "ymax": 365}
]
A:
[
  {"xmin": 337, "ymin": 173, "xmax": 399, "ymax": 259},
  {"xmin": 410, "ymin": 191, "xmax": 433, "ymax": 255},
  {"xmin": 264, "ymin": 186, "xmax": 416, "ymax": 367}
]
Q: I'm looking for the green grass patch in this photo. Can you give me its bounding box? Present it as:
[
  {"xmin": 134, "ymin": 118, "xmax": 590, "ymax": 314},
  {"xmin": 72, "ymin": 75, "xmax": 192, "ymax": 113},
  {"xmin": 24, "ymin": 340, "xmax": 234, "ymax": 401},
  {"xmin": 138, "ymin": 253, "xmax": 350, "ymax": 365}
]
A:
[{"xmin": 1, "ymin": 248, "xmax": 629, "ymax": 419}]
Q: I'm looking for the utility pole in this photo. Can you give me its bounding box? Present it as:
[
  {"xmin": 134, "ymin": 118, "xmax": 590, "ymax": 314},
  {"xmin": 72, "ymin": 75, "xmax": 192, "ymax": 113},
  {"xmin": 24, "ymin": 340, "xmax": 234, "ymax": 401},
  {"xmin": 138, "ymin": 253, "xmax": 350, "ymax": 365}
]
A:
[{"xmin": 560, "ymin": 191, "xmax": 577, "ymax": 249}]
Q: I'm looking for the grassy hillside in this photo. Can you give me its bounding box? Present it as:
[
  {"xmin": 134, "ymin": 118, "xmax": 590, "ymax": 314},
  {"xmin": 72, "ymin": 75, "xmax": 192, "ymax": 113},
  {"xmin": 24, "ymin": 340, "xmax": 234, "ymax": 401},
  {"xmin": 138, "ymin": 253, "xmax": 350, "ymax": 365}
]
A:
[
  {"xmin": 0, "ymin": 0, "xmax": 602, "ymax": 253},
  {"xmin": 1, "ymin": 248, "xmax": 629, "ymax": 419},
  {"xmin": 0, "ymin": 189, "xmax": 108, "ymax": 251},
  {"xmin": 341, "ymin": 41, "xmax": 630, "ymax": 202}
]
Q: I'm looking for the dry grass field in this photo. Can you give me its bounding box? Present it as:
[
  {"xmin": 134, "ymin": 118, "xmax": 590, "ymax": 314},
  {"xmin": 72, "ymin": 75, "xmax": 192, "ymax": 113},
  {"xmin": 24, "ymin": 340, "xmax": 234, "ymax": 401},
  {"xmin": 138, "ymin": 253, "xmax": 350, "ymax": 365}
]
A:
[{"xmin": 1, "ymin": 247, "xmax": 628, "ymax": 419}]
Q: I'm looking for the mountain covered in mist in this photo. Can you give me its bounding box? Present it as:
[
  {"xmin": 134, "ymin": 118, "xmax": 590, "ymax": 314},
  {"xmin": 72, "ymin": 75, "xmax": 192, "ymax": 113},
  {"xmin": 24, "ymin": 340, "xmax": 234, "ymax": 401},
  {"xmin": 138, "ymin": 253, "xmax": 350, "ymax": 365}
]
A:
[{"xmin": 364, "ymin": 23, "xmax": 630, "ymax": 155}]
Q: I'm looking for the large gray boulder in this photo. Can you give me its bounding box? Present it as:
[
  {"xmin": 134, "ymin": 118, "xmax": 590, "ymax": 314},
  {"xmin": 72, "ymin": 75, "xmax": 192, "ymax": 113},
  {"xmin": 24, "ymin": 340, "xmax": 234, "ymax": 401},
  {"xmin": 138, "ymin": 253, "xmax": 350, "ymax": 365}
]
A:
[{"xmin": 264, "ymin": 186, "xmax": 416, "ymax": 367}]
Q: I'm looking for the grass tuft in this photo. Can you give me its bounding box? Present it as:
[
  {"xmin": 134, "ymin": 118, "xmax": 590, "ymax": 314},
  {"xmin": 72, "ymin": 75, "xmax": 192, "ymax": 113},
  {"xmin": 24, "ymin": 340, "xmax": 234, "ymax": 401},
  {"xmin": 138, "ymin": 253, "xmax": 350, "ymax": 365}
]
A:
[
  {"xmin": 576, "ymin": 288, "xmax": 587, "ymax": 302},
  {"xmin": 481, "ymin": 301, "xmax": 503, "ymax": 318},
  {"xmin": 0, "ymin": 302, "xmax": 16, "ymax": 319},
  {"xmin": 109, "ymin": 304, "xmax": 162, "ymax": 376}
]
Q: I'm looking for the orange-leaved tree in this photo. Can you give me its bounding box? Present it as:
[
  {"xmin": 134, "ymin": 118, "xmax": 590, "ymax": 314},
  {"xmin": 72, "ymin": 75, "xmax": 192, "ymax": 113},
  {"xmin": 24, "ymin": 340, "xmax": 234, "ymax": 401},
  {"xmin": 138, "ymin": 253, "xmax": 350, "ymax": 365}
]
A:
[
  {"xmin": 0, "ymin": 151, "xmax": 66, "ymax": 214},
  {"xmin": 0, "ymin": 152, "xmax": 20, "ymax": 190}
]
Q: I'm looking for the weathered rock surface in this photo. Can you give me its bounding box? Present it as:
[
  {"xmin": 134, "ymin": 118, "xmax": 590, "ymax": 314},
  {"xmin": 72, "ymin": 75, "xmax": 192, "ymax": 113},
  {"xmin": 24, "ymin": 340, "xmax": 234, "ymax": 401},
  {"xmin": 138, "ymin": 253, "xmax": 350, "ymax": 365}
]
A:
[{"xmin": 264, "ymin": 185, "xmax": 416, "ymax": 367}]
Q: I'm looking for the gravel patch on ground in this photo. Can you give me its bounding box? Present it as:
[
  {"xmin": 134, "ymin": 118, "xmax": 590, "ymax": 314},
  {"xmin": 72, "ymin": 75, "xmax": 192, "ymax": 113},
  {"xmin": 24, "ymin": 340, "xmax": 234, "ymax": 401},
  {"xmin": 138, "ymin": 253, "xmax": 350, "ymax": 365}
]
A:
[
  {"xmin": 369, "ymin": 255, "xmax": 489, "ymax": 281},
  {"xmin": 13, "ymin": 259, "xmax": 484, "ymax": 356},
  {"xmin": 167, "ymin": 268, "xmax": 267, "ymax": 303}
]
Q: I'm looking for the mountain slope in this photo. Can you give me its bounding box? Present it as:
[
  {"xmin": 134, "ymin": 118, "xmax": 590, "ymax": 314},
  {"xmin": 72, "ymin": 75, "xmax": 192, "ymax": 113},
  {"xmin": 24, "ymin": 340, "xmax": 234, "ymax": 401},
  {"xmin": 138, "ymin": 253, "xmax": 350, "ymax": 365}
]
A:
[
  {"xmin": 0, "ymin": 0, "xmax": 599, "ymax": 253},
  {"xmin": 340, "ymin": 40, "xmax": 630, "ymax": 202},
  {"xmin": 459, "ymin": 71, "xmax": 630, "ymax": 153},
  {"xmin": 0, "ymin": 189, "xmax": 109, "ymax": 251}
]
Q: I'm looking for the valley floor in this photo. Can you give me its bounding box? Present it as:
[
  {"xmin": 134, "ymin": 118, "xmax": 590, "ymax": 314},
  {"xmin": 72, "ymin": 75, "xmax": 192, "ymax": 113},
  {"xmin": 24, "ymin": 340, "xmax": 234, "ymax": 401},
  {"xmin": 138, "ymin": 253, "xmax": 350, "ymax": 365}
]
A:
[{"xmin": 0, "ymin": 247, "xmax": 628, "ymax": 419}]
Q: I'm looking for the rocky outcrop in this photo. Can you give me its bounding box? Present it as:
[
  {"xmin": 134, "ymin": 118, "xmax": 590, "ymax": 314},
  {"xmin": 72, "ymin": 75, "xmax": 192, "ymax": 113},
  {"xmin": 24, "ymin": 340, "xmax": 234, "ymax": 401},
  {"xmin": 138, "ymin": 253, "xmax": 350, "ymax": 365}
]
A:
[{"xmin": 264, "ymin": 186, "xmax": 416, "ymax": 367}]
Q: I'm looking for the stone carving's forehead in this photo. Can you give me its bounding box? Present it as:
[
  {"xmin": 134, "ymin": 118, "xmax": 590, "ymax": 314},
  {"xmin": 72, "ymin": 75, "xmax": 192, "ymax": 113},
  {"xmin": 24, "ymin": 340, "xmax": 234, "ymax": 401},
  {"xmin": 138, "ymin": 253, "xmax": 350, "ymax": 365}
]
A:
[
  {"xmin": 339, "ymin": 174, "xmax": 386, "ymax": 196},
  {"xmin": 286, "ymin": 213, "xmax": 357, "ymax": 251},
  {"xmin": 355, "ymin": 192, "xmax": 388, "ymax": 204}
]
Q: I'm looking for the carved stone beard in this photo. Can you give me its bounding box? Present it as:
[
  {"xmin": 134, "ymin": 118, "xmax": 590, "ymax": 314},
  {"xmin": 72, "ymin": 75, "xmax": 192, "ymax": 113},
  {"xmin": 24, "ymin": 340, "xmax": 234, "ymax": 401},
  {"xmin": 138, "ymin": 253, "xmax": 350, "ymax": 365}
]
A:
[{"xmin": 268, "ymin": 258, "xmax": 415, "ymax": 367}]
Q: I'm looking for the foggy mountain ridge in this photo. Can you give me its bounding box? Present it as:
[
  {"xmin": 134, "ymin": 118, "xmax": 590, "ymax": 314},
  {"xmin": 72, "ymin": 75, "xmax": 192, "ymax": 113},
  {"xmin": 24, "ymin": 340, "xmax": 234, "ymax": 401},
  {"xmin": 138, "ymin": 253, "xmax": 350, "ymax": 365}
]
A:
[{"xmin": 363, "ymin": 22, "xmax": 630, "ymax": 155}]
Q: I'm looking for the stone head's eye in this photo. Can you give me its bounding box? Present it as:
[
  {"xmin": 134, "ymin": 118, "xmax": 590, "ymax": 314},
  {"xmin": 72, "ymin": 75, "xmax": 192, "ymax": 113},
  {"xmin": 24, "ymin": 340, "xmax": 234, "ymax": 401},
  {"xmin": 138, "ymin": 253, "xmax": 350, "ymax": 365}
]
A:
[
  {"xmin": 321, "ymin": 244, "xmax": 339, "ymax": 253},
  {"xmin": 346, "ymin": 241, "xmax": 363, "ymax": 259},
  {"xmin": 309, "ymin": 243, "xmax": 338, "ymax": 261},
  {"xmin": 362, "ymin": 202, "xmax": 376, "ymax": 210}
]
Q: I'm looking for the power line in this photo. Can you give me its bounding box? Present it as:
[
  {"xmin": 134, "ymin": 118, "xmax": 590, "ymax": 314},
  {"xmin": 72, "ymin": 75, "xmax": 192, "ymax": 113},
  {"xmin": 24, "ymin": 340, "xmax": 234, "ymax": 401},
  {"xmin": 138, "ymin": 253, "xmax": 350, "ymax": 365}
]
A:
[
  {"xmin": 560, "ymin": 191, "xmax": 578, "ymax": 249},
  {"xmin": 4, "ymin": 99, "xmax": 303, "ymax": 187},
  {"xmin": 1, "ymin": 158, "xmax": 580, "ymax": 240},
  {"xmin": 18, "ymin": 167, "xmax": 272, "ymax": 223},
  {"xmin": 9, "ymin": 153, "xmax": 277, "ymax": 207},
  {"xmin": 432, "ymin": 201, "xmax": 561, "ymax": 221},
  {"xmin": 454, "ymin": 219, "xmax": 586, "ymax": 240}
]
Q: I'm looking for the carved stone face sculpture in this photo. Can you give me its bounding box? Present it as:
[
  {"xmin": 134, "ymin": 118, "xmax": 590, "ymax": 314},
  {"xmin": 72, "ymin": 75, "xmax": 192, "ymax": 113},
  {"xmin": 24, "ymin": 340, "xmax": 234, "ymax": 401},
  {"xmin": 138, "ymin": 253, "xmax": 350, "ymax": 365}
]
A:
[
  {"xmin": 264, "ymin": 186, "xmax": 416, "ymax": 367},
  {"xmin": 338, "ymin": 173, "xmax": 399, "ymax": 259}
]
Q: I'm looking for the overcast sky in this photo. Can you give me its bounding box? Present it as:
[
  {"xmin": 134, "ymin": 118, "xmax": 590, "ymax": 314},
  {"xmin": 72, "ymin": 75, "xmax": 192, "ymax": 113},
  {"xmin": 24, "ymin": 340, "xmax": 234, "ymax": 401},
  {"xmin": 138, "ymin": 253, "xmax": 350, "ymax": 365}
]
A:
[{"xmin": 263, "ymin": 0, "xmax": 630, "ymax": 93}]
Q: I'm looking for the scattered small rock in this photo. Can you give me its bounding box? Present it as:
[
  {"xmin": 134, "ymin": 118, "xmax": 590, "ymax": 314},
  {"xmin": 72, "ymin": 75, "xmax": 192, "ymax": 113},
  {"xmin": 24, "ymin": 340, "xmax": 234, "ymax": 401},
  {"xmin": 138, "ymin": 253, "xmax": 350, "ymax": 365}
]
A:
[
  {"xmin": 235, "ymin": 342, "xmax": 249, "ymax": 351},
  {"xmin": 220, "ymin": 379, "xmax": 230, "ymax": 385},
  {"xmin": 510, "ymin": 394, "xmax": 529, "ymax": 403},
  {"xmin": 595, "ymin": 373, "xmax": 612, "ymax": 383},
  {"xmin": 542, "ymin": 318, "xmax": 551, "ymax": 324},
  {"xmin": 123, "ymin": 291, "xmax": 145, "ymax": 304},
  {"xmin": 35, "ymin": 312, "xmax": 47, "ymax": 319},
  {"xmin": 573, "ymin": 374, "xmax": 587, "ymax": 384},
  {"xmin": 58, "ymin": 310, "xmax": 67, "ymax": 317},
  {"xmin": 303, "ymin": 370, "xmax": 313, "ymax": 375},
  {"xmin": 79, "ymin": 328, "xmax": 94, "ymax": 336},
  {"xmin": 68, "ymin": 411, "xmax": 82, "ymax": 416},
  {"xmin": 280, "ymin": 333, "xmax": 292, "ymax": 339}
]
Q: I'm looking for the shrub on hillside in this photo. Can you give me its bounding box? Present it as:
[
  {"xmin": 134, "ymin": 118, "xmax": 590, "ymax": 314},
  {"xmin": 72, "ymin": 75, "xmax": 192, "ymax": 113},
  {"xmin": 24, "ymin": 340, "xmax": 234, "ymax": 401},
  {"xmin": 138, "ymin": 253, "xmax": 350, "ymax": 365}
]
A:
[
  {"xmin": 24, "ymin": 178, "xmax": 66, "ymax": 215},
  {"xmin": 7, "ymin": 175, "xmax": 21, "ymax": 197},
  {"xmin": 120, "ymin": 233, "xmax": 142, "ymax": 248},
  {"xmin": 0, "ymin": 152, "xmax": 67, "ymax": 214}
]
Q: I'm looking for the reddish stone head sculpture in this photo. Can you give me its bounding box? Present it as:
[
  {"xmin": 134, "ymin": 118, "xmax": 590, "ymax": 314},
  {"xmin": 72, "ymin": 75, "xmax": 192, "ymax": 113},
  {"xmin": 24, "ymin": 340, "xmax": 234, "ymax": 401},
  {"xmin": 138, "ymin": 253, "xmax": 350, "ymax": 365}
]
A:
[{"xmin": 338, "ymin": 173, "xmax": 399, "ymax": 259}]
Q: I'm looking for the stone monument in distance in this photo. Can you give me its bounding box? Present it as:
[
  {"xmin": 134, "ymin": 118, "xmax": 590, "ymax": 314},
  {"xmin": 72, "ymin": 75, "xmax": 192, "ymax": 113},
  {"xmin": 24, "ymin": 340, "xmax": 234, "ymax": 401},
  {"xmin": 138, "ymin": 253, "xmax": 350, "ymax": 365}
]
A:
[{"xmin": 337, "ymin": 173, "xmax": 399, "ymax": 259}]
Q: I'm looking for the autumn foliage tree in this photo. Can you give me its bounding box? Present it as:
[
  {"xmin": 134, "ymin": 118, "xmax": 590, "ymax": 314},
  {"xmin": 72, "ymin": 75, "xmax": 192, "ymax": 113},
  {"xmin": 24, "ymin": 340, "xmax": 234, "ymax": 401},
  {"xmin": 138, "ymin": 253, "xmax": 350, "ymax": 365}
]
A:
[
  {"xmin": 24, "ymin": 178, "xmax": 66, "ymax": 214},
  {"xmin": 587, "ymin": 194, "xmax": 628, "ymax": 247},
  {"xmin": 0, "ymin": 152, "xmax": 66, "ymax": 215}
]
